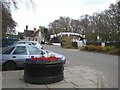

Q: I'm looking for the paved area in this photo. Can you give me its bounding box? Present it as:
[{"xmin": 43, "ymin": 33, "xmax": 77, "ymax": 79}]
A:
[{"xmin": 1, "ymin": 65, "xmax": 108, "ymax": 89}]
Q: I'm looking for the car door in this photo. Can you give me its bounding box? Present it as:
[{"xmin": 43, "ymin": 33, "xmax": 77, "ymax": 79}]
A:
[
  {"xmin": 2, "ymin": 47, "xmax": 15, "ymax": 63},
  {"xmin": 11, "ymin": 46, "xmax": 29, "ymax": 67}
]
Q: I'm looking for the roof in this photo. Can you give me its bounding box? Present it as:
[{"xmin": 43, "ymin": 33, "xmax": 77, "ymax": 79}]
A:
[
  {"xmin": 18, "ymin": 40, "xmax": 38, "ymax": 43},
  {"xmin": 31, "ymin": 30, "xmax": 40, "ymax": 37},
  {"xmin": 13, "ymin": 44, "xmax": 28, "ymax": 46},
  {"xmin": 24, "ymin": 30, "xmax": 34, "ymax": 37}
]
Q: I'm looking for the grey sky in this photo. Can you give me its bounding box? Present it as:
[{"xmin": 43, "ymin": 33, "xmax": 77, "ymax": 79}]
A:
[{"xmin": 11, "ymin": 0, "xmax": 117, "ymax": 32}]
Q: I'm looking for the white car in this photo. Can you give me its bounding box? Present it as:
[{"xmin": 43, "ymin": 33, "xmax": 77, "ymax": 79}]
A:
[
  {"xmin": 17, "ymin": 40, "xmax": 43, "ymax": 49},
  {"xmin": 1, "ymin": 44, "xmax": 66, "ymax": 70}
]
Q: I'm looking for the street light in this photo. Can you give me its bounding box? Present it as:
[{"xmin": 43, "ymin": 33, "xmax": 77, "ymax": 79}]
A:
[
  {"xmin": 109, "ymin": 31, "xmax": 112, "ymax": 42},
  {"xmin": 96, "ymin": 28, "xmax": 100, "ymax": 42}
]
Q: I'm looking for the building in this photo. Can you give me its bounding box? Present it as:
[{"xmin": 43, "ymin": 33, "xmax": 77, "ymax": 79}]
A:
[
  {"xmin": 18, "ymin": 25, "xmax": 44, "ymax": 43},
  {"xmin": 23, "ymin": 25, "xmax": 34, "ymax": 41},
  {"xmin": 18, "ymin": 32, "xmax": 24, "ymax": 39},
  {"xmin": 32, "ymin": 28, "xmax": 45, "ymax": 43}
]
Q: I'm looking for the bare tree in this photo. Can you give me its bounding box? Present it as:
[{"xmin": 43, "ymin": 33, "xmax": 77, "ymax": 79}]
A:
[
  {"xmin": 48, "ymin": 2, "xmax": 119, "ymax": 42},
  {"xmin": 2, "ymin": 3, "xmax": 17, "ymax": 37},
  {"xmin": 1, "ymin": 0, "xmax": 35, "ymax": 38}
]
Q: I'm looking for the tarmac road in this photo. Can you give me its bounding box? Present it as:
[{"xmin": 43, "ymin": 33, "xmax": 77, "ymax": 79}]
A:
[{"xmin": 43, "ymin": 45, "xmax": 118, "ymax": 88}]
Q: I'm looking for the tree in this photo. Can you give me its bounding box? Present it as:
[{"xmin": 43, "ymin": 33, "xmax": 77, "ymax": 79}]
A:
[
  {"xmin": 2, "ymin": 4, "xmax": 17, "ymax": 38},
  {"xmin": 48, "ymin": 2, "xmax": 119, "ymax": 42},
  {"xmin": 1, "ymin": 0, "xmax": 35, "ymax": 38},
  {"xmin": 39, "ymin": 26, "xmax": 49, "ymax": 41},
  {"xmin": 70, "ymin": 19, "xmax": 81, "ymax": 33},
  {"xmin": 1, "ymin": 0, "xmax": 18, "ymax": 37}
]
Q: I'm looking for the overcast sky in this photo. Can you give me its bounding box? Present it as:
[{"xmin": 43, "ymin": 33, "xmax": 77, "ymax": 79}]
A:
[{"xmin": 11, "ymin": 0, "xmax": 117, "ymax": 32}]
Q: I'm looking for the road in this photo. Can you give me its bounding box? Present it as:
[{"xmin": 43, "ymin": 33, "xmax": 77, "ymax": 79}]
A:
[{"xmin": 43, "ymin": 45, "xmax": 118, "ymax": 88}]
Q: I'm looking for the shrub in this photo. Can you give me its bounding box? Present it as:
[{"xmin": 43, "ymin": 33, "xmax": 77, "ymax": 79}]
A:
[
  {"xmin": 79, "ymin": 44, "xmax": 119, "ymax": 55},
  {"xmin": 63, "ymin": 44, "xmax": 73, "ymax": 49},
  {"xmin": 47, "ymin": 43, "xmax": 53, "ymax": 45},
  {"xmin": 108, "ymin": 48, "xmax": 120, "ymax": 55},
  {"xmin": 79, "ymin": 46, "xmax": 86, "ymax": 51},
  {"xmin": 72, "ymin": 42, "xmax": 78, "ymax": 49},
  {"xmin": 85, "ymin": 45, "xmax": 96, "ymax": 51},
  {"xmin": 94, "ymin": 46, "xmax": 104, "ymax": 52},
  {"xmin": 102, "ymin": 46, "xmax": 116, "ymax": 52},
  {"xmin": 61, "ymin": 37, "xmax": 73, "ymax": 48},
  {"xmin": 85, "ymin": 45, "xmax": 104, "ymax": 52}
]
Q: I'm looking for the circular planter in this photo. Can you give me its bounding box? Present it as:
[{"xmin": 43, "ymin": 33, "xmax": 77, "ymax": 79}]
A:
[{"xmin": 24, "ymin": 62, "xmax": 64, "ymax": 84}]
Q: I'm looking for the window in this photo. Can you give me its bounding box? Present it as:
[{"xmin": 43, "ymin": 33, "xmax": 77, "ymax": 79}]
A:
[
  {"xmin": 31, "ymin": 42, "xmax": 37, "ymax": 45},
  {"xmin": 27, "ymin": 42, "xmax": 32, "ymax": 45},
  {"xmin": 35, "ymin": 38, "xmax": 37, "ymax": 41},
  {"xmin": 18, "ymin": 42, "xmax": 26, "ymax": 44},
  {"xmin": 28, "ymin": 42, "xmax": 37, "ymax": 45},
  {"xmin": 2, "ymin": 47, "xmax": 15, "ymax": 54},
  {"xmin": 13, "ymin": 46, "xmax": 27, "ymax": 55},
  {"xmin": 28, "ymin": 46, "xmax": 42, "ymax": 55}
]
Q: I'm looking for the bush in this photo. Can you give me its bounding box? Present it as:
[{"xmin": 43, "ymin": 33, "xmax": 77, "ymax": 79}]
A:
[
  {"xmin": 79, "ymin": 45, "xmax": 119, "ymax": 55},
  {"xmin": 94, "ymin": 46, "xmax": 104, "ymax": 52},
  {"xmin": 86, "ymin": 45, "xmax": 104, "ymax": 52},
  {"xmin": 72, "ymin": 42, "xmax": 78, "ymax": 49},
  {"xmin": 108, "ymin": 48, "xmax": 120, "ymax": 55},
  {"xmin": 84, "ymin": 45, "xmax": 116, "ymax": 52},
  {"xmin": 47, "ymin": 43, "xmax": 53, "ymax": 45},
  {"xmin": 79, "ymin": 46, "xmax": 86, "ymax": 51},
  {"xmin": 102, "ymin": 46, "xmax": 116, "ymax": 52},
  {"xmin": 85, "ymin": 45, "xmax": 96, "ymax": 51},
  {"xmin": 86, "ymin": 42, "xmax": 101, "ymax": 46},
  {"xmin": 61, "ymin": 37, "xmax": 73, "ymax": 48}
]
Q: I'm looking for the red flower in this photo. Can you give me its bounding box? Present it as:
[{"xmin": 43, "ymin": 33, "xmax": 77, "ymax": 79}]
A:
[
  {"xmin": 30, "ymin": 56, "xmax": 35, "ymax": 60},
  {"xmin": 29, "ymin": 56, "xmax": 59, "ymax": 63}
]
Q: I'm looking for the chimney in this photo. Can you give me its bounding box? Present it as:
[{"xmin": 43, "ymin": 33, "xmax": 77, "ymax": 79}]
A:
[
  {"xmin": 34, "ymin": 27, "xmax": 36, "ymax": 31},
  {"xmin": 34, "ymin": 27, "xmax": 36, "ymax": 33},
  {"xmin": 26, "ymin": 25, "xmax": 28, "ymax": 31}
]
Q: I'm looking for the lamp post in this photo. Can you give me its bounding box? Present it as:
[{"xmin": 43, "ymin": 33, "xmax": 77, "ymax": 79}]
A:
[
  {"xmin": 97, "ymin": 36, "xmax": 100, "ymax": 42},
  {"xmin": 96, "ymin": 28, "xmax": 100, "ymax": 42},
  {"xmin": 109, "ymin": 31, "xmax": 112, "ymax": 42},
  {"xmin": 81, "ymin": 29, "xmax": 86, "ymax": 45}
]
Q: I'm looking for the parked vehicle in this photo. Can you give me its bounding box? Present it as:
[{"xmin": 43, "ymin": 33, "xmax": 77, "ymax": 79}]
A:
[
  {"xmin": 0, "ymin": 38, "xmax": 20, "ymax": 47},
  {"xmin": 17, "ymin": 40, "xmax": 43, "ymax": 49},
  {"xmin": 1, "ymin": 44, "xmax": 66, "ymax": 70}
]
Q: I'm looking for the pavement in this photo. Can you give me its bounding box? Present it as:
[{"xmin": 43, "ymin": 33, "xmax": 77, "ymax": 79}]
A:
[{"xmin": 1, "ymin": 65, "xmax": 108, "ymax": 89}]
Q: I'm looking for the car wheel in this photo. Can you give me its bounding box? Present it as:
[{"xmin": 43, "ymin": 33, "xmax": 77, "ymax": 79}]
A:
[{"xmin": 4, "ymin": 61, "xmax": 17, "ymax": 70}]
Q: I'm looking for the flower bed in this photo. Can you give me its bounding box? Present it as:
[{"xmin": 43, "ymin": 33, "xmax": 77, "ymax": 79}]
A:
[
  {"xmin": 24, "ymin": 56, "xmax": 64, "ymax": 84},
  {"xmin": 25, "ymin": 56, "xmax": 63, "ymax": 64},
  {"xmin": 79, "ymin": 45, "xmax": 118, "ymax": 54}
]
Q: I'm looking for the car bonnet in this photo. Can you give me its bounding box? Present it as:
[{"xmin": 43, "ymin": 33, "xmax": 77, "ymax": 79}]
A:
[{"xmin": 45, "ymin": 50, "xmax": 64, "ymax": 58}]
